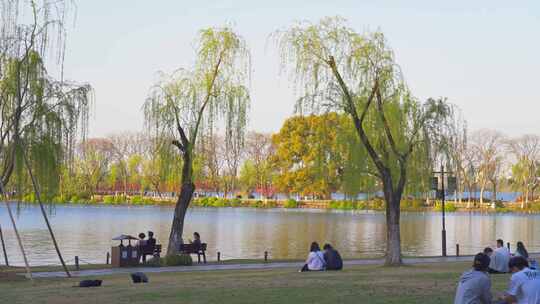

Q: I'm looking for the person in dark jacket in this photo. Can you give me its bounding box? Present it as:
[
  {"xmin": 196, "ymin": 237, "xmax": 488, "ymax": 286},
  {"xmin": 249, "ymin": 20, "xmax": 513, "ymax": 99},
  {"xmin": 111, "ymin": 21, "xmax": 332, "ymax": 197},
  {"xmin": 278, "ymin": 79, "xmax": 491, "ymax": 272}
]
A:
[
  {"xmin": 147, "ymin": 231, "xmax": 156, "ymax": 248},
  {"xmin": 137, "ymin": 233, "xmax": 147, "ymax": 247},
  {"xmin": 191, "ymin": 232, "xmax": 202, "ymax": 250},
  {"xmin": 323, "ymin": 244, "xmax": 343, "ymax": 270}
]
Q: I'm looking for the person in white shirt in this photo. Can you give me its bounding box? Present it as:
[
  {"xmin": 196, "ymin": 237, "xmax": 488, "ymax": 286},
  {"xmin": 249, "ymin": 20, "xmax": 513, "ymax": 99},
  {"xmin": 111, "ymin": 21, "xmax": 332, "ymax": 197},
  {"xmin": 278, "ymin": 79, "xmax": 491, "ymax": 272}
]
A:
[
  {"xmin": 499, "ymin": 256, "xmax": 540, "ymax": 304},
  {"xmin": 454, "ymin": 253, "xmax": 492, "ymax": 304},
  {"xmin": 300, "ymin": 242, "xmax": 326, "ymax": 272},
  {"xmin": 489, "ymin": 239, "xmax": 510, "ymax": 273}
]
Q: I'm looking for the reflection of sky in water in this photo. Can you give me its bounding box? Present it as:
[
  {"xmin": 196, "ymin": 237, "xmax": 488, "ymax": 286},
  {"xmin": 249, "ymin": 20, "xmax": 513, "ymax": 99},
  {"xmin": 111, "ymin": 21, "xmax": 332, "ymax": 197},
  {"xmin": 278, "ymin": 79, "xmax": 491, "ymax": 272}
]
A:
[{"xmin": 1, "ymin": 204, "xmax": 540, "ymax": 266}]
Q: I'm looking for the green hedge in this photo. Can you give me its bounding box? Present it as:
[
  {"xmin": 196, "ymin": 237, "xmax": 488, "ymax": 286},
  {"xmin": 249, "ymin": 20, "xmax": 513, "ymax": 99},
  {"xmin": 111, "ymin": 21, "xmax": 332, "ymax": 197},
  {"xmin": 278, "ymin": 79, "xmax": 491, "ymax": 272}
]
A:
[
  {"xmin": 192, "ymin": 197, "xmax": 229, "ymax": 207},
  {"xmin": 400, "ymin": 199, "xmax": 425, "ymax": 211},
  {"xmin": 162, "ymin": 254, "xmax": 193, "ymax": 266},
  {"xmin": 434, "ymin": 202, "xmax": 457, "ymax": 212},
  {"xmin": 284, "ymin": 199, "xmax": 298, "ymax": 208}
]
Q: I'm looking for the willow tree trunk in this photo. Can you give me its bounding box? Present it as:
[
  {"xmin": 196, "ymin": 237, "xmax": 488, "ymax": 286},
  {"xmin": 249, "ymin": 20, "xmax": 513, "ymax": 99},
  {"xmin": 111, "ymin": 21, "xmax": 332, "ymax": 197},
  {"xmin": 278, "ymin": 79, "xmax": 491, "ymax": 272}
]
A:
[
  {"xmin": 383, "ymin": 180, "xmax": 402, "ymax": 265},
  {"xmin": 167, "ymin": 182, "xmax": 194, "ymax": 255},
  {"xmin": 167, "ymin": 151, "xmax": 195, "ymax": 255}
]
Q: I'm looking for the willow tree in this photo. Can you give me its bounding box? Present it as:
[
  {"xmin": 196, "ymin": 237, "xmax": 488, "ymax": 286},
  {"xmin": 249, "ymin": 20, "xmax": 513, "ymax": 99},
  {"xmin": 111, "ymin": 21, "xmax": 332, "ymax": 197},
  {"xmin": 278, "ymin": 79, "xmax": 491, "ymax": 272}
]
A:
[
  {"xmin": 275, "ymin": 17, "xmax": 452, "ymax": 265},
  {"xmin": 144, "ymin": 27, "xmax": 250, "ymax": 255},
  {"xmin": 1, "ymin": 0, "xmax": 91, "ymax": 275}
]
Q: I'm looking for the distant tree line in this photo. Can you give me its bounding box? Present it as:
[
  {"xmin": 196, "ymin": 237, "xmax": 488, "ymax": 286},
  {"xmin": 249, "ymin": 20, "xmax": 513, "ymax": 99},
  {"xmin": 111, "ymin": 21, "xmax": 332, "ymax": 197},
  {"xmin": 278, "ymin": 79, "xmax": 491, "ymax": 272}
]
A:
[{"xmin": 9, "ymin": 119, "xmax": 540, "ymax": 208}]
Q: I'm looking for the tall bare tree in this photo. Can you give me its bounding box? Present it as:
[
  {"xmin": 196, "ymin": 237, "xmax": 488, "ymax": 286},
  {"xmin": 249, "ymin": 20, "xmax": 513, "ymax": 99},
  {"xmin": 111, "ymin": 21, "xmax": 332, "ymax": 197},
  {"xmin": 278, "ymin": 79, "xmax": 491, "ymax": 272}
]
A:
[
  {"xmin": 76, "ymin": 138, "xmax": 114, "ymax": 195},
  {"xmin": 447, "ymin": 110, "xmax": 468, "ymax": 204},
  {"xmin": 470, "ymin": 130, "xmax": 505, "ymax": 205},
  {"xmin": 108, "ymin": 132, "xmax": 147, "ymax": 194},
  {"xmin": 223, "ymin": 131, "xmax": 244, "ymax": 198},
  {"xmin": 245, "ymin": 132, "xmax": 274, "ymax": 198}
]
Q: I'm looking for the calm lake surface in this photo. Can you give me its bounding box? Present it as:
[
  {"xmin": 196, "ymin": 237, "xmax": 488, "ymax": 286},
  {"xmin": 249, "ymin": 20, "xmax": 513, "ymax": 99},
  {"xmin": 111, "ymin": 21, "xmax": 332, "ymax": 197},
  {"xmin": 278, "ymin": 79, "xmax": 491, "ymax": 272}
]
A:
[{"xmin": 1, "ymin": 204, "xmax": 540, "ymax": 266}]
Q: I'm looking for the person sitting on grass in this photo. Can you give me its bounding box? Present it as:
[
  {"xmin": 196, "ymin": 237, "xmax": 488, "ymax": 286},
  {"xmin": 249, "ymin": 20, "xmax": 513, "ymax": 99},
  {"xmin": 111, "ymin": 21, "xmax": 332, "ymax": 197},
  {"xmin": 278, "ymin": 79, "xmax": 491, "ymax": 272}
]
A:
[
  {"xmin": 498, "ymin": 256, "xmax": 540, "ymax": 304},
  {"xmin": 489, "ymin": 239, "xmax": 510, "ymax": 274},
  {"xmin": 300, "ymin": 242, "xmax": 326, "ymax": 272},
  {"xmin": 515, "ymin": 241, "xmax": 529, "ymax": 259},
  {"xmin": 454, "ymin": 253, "xmax": 492, "ymax": 304},
  {"xmin": 323, "ymin": 244, "xmax": 343, "ymax": 271}
]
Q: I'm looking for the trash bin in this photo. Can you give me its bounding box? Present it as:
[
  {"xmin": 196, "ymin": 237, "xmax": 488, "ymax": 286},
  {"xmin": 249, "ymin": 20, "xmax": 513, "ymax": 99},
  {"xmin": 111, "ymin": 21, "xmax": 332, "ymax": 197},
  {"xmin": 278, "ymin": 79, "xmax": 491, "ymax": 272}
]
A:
[{"xmin": 111, "ymin": 235, "xmax": 140, "ymax": 267}]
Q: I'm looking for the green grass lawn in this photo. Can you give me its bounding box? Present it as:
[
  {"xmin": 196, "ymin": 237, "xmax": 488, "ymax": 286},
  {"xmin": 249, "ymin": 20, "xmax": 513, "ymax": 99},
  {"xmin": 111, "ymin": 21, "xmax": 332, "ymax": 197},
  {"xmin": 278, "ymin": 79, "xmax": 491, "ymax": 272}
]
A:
[{"xmin": 0, "ymin": 262, "xmax": 511, "ymax": 304}]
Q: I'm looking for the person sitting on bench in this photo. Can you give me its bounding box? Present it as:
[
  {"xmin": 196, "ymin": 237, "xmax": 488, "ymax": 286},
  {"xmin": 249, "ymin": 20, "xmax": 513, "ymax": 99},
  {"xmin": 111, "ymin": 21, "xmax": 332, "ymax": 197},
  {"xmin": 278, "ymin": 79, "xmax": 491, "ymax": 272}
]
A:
[
  {"xmin": 190, "ymin": 232, "xmax": 202, "ymax": 250},
  {"xmin": 138, "ymin": 232, "xmax": 158, "ymax": 263},
  {"xmin": 179, "ymin": 233, "xmax": 206, "ymax": 263},
  {"xmin": 137, "ymin": 233, "xmax": 146, "ymax": 246},
  {"xmin": 147, "ymin": 231, "xmax": 156, "ymax": 248}
]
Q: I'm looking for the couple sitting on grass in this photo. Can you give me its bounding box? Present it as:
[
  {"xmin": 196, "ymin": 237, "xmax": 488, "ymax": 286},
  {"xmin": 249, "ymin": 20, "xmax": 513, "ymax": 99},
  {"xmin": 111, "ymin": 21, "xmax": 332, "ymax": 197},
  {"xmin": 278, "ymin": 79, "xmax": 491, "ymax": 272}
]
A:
[
  {"xmin": 300, "ymin": 242, "xmax": 343, "ymax": 272},
  {"xmin": 454, "ymin": 253, "xmax": 540, "ymax": 303}
]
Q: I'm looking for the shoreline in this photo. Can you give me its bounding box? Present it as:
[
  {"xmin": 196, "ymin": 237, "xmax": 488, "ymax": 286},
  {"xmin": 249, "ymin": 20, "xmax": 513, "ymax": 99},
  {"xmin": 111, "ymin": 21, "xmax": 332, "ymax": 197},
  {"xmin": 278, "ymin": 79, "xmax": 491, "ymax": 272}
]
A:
[{"xmin": 7, "ymin": 195, "xmax": 540, "ymax": 214}]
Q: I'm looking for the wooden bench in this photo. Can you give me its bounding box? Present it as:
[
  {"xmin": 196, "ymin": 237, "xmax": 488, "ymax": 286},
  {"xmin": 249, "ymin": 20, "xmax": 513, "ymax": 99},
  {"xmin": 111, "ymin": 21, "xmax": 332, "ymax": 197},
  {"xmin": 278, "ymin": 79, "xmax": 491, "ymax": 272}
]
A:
[
  {"xmin": 179, "ymin": 243, "xmax": 207, "ymax": 263},
  {"xmin": 140, "ymin": 244, "xmax": 162, "ymax": 262}
]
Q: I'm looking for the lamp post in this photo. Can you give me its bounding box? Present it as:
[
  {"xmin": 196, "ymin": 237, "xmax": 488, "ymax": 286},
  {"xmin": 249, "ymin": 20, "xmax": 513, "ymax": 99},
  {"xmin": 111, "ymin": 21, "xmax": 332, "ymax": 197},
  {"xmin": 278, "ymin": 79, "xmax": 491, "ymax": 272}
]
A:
[
  {"xmin": 433, "ymin": 164, "xmax": 455, "ymax": 257},
  {"xmin": 439, "ymin": 164, "xmax": 447, "ymax": 256}
]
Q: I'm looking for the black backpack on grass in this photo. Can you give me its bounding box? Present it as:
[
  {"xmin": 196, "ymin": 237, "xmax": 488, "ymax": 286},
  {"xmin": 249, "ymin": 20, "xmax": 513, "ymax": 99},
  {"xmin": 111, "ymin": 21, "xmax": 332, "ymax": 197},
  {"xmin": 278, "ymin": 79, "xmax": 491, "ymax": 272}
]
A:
[
  {"xmin": 78, "ymin": 280, "xmax": 102, "ymax": 287},
  {"xmin": 130, "ymin": 272, "xmax": 149, "ymax": 283}
]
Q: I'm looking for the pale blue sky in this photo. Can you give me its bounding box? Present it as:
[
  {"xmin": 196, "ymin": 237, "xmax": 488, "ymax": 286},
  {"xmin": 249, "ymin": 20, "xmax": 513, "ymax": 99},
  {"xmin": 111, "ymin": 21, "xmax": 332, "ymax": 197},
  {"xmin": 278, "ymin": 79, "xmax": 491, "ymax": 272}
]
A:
[{"xmin": 60, "ymin": 0, "xmax": 540, "ymax": 137}]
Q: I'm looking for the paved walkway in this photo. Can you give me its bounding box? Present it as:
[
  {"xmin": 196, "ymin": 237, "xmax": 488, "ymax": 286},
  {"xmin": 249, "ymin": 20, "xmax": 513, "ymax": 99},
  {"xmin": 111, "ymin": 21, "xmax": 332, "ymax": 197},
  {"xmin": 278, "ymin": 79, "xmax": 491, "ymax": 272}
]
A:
[{"xmin": 25, "ymin": 255, "xmax": 478, "ymax": 278}]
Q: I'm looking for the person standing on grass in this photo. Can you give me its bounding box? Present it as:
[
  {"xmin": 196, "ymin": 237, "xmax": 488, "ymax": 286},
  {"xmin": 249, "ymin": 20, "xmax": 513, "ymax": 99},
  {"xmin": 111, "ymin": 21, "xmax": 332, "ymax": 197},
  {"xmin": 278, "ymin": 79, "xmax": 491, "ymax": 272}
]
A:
[
  {"xmin": 300, "ymin": 242, "xmax": 326, "ymax": 272},
  {"xmin": 454, "ymin": 253, "xmax": 492, "ymax": 304},
  {"xmin": 323, "ymin": 244, "xmax": 343, "ymax": 270},
  {"xmin": 490, "ymin": 239, "xmax": 510, "ymax": 273},
  {"xmin": 499, "ymin": 256, "xmax": 540, "ymax": 304}
]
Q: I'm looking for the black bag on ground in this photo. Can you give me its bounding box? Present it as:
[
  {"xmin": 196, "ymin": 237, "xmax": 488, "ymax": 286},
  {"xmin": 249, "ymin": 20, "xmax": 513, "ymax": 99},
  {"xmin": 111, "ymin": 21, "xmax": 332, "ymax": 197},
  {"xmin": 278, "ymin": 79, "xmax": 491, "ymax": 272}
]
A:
[
  {"xmin": 130, "ymin": 272, "xmax": 149, "ymax": 283},
  {"xmin": 78, "ymin": 280, "xmax": 102, "ymax": 287}
]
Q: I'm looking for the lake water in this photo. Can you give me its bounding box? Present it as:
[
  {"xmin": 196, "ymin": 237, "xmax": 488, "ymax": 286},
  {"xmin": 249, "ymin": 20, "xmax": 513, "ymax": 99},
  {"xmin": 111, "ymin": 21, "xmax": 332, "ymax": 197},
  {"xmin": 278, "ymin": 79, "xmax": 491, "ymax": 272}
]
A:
[{"xmin": 1, "ymin": 204, "xmax": 540, "ymax": 266}]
